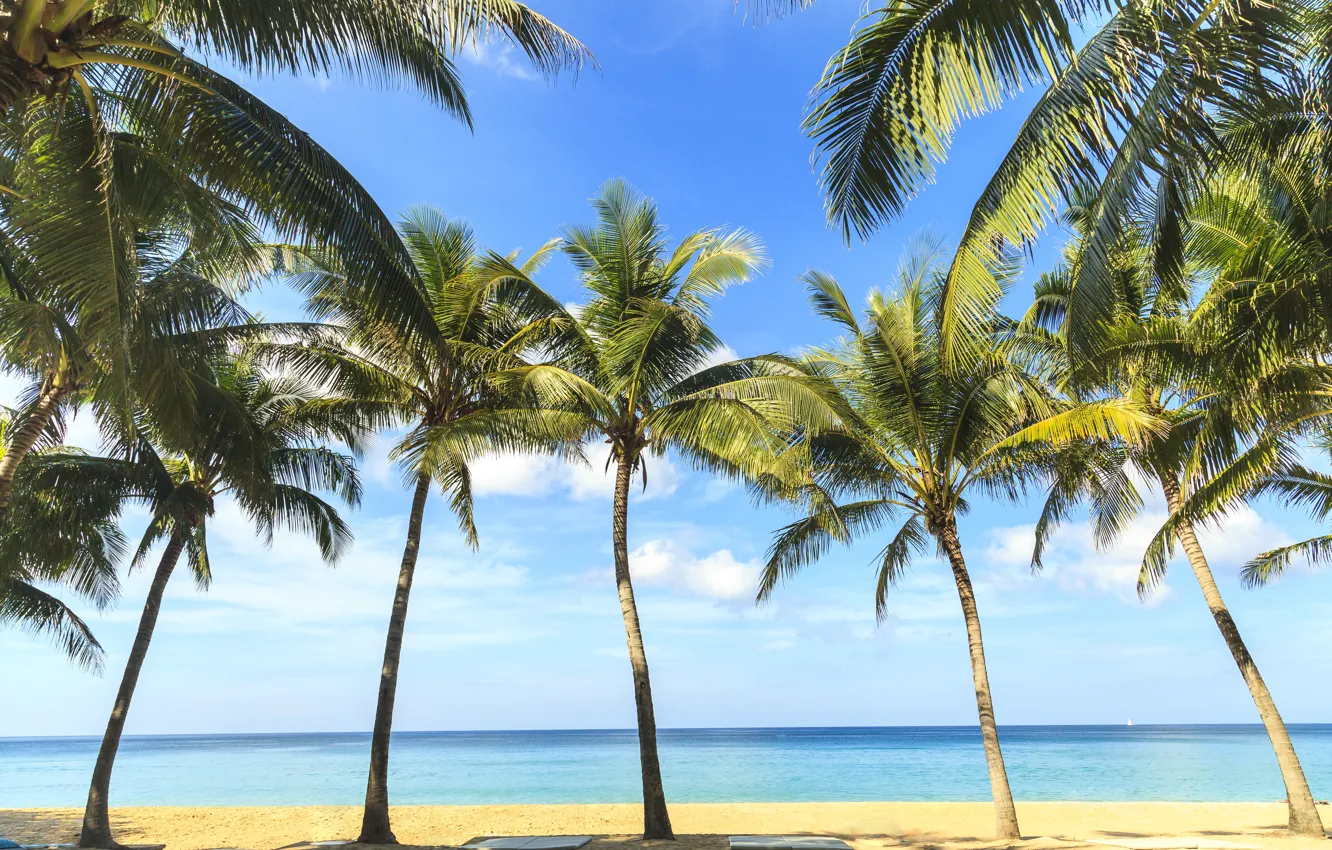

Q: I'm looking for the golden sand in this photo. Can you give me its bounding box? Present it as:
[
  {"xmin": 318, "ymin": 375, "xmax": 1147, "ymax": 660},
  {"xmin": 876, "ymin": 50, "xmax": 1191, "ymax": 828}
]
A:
[{"xmin": 1, "ymin": 803, "xmax": 1327, "ymax": 850}]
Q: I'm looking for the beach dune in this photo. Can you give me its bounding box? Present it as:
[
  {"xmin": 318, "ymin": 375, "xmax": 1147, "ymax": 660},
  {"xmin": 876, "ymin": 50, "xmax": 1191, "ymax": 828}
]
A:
[{"xmin": 1, "ymin": 803, "xmax": 1326, "ymax": 850}]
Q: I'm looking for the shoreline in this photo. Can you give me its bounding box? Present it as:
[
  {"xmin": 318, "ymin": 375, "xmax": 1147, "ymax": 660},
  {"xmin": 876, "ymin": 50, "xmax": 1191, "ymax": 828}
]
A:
[{"xmin": 3, "ymin": 803, "xmax": 1328, "ymax": 850}]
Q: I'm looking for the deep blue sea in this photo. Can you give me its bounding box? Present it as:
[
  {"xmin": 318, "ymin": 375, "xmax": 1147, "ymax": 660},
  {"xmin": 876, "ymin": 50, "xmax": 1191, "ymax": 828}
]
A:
[{"xmin": 2, "ymin": 726, "xmax": 1331, "ymax": 808}]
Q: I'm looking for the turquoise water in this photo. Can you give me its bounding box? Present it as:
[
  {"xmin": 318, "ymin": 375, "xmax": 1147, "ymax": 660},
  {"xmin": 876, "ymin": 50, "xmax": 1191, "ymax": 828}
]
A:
[{"xmin": 2, "ymin": 726, "xmax": 1331, "ymax": 807}]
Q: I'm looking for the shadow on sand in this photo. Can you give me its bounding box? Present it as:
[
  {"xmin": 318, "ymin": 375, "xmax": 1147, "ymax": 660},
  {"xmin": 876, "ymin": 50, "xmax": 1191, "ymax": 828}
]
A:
[
  {"xmin": 0, "ymin": 809, "xmax": 165, "ymax": 850},
  {"xmin": 6, "ymin": 817, "xmax": 1320, "ymax": 850}
]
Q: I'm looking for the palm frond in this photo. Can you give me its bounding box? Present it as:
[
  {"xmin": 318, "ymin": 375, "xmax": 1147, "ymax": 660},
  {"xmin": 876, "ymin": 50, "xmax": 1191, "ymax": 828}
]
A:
[
  {"xmin": 873, "ymin": 514, "xmax": 928, "ymax": 621},
  {"xmin": 986, "ymin": 398, "xmax": 1163, "ymax": 456},
  {"xmin": 254, "ymin": 483, "xmax": 353, "ymax": 564},
  {"xmin": 802, "ymin": 270, "xmax": 860, "ymax": 335},
  {"xmin": 760, "ymin": 497, "xmax": 900, "ymax": 602},
  {"xmin": 0, "ymin": 577, "xmax": 104, "ymax": 672},
  {"xmin": 1242, "ymin": 536, "xmax": 1332, "ymax": 588},
  {"xmin": 804, "ymin": 0, "xmax": 1086, "ymax": 239},
  {"xmin": 156, "ymin": 0, "xmax": 591, "ymax": 115}
]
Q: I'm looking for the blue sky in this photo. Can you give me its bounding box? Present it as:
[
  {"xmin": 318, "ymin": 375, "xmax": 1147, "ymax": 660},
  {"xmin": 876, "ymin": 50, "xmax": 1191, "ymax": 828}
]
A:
[{"xmin": 6, "ymin": 0, "xmax": 1332, "ymax": 737}]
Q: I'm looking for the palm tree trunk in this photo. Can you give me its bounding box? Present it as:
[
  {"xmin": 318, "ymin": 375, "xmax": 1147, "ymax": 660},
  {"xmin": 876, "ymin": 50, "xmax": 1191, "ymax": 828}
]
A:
[
  {"xmin": 1159, "ymin": 472, "xmax": 1325, "ymax": 838},
  {"xmin": 0, "ymin": 380, "xmax": 65, "ymax": 524},
  {"xmin": 613, "ymin": 454, "xmax": 674, "ymax": 840},
  {"xmin": 359, "ymin": 472, "xmax": 431, "ymax": 845},
  {"xmin": 938, "ymin": 516, "xmax": 1020, "ymax": 840},
  {"xmin": 79, "ymin": 526, "xmax": 188, "ymax": 849}
]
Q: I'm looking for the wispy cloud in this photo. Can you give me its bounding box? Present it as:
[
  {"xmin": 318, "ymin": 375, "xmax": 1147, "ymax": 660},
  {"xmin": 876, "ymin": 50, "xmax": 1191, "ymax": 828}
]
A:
[
  {"xmin": 470, "ymin": 443, "xmax": 681, "ymax": 502},
  {"xmin": 630, "ymin": 538, "xmax": 761, "ymax": 602},
  {"xmin": 462, "ymin": 40, "xmax": 540, "ymax": 81},
  {"xmin": 985, "ymin": 501, "xmax": 1290, "ymax": 604}
]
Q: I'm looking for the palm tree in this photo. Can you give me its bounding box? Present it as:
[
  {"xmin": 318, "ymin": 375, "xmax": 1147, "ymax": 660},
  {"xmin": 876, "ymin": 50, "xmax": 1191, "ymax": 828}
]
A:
[
  {"xmin": 0, "ymin": 174, "xmax": 264, "ymax": 659},
  {"xmin": 1024, "ymin": 198, "xmax": 1328, "ymax": 837},
  {"xmin": 493, "ymin": 180, "xmax": 855, "ymax": 840},
  {"xmin": 0, "ymin": 435, "xmax": 127, "ymax": 670},
  {"xmin": 33, "ymin": 353, "xmax": 363, "ymax": 850},
  {"xmin": 754, "ymin": 241, "xmax": 1159, "ymax": 841},
  {"xmin": 266, "ymin": 208, "xmax": 582, "ymax": 844},
  {"xmin": 0, "ymin": 0, "xmax": 589, "ymax": 114},
  {"xmin": 0, "ymin": 249, "xmax": 265, "ymax": 524},
  {"xmin": 1133, "ymin": 76, "xmax": 1332, "ymax": 595},
  {"xmin": 0, "ymin": 101, "xmax": 269, "ymax": 522},
  {"xmin": 757, "ymin": 0, "xmax": 1308, "ymax": 370},
  {"xmin": 1130, "ymin": 70, "xmax": 1332, "ymax": 597},
  {"xmin": 0, "ymin": 0, "xmax": 589, "ymax": 480}
]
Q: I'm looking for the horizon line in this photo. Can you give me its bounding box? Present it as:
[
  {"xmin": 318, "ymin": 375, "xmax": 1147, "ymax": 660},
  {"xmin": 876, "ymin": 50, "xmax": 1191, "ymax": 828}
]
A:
[{"xmin": 7, "ymin": 722, "xmax": 1330, "ymax": 742}]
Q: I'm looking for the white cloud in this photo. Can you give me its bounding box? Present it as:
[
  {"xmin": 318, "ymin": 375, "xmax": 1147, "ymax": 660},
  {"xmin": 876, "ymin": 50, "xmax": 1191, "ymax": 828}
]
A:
[
  {"xmin": 985, "ymin": 525, "xmax": 1039, "ymax": 570},
  {"xmin": 462, "ymin": 39, "xmax": 539, "ymax": 81},
  {"xmin": 986, "ymin": 503, "xmax": 1290, "ymax": 603},
  {"xmin": 360, "ymin": 431, "xmax": 403, "ymax": 488},
  {"xmin": 1192, "ymin": 505, "xmax": 1293, "ymax": 565},
  {"xmin": 471, "ymin": 443, "xmax": 680, "ymax": 502},
  {"xmin": 701, "ymin": 343, "xmax": 739, "ymax": 371},
  {"xmin": 629, "ymin": 538, "xmax": 760, "ymax": 602},
  {"xmin": 59, "ymin": 406, "xmax": 103, "ymax": 453},
  {"xmin": 470, "ymin": 452, "xmax": 566, "ymax": 496},
  {"xmin": 700, "ymin": 477, "xmax": 736, "ymax": 503},
  {"xmin": 362, "ymin": 431, "xmax": 681, "ymax": 502}
]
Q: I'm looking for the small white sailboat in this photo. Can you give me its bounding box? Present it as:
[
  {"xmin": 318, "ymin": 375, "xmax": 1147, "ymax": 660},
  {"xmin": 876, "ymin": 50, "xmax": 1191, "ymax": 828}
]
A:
[{"xmin": 1127, "ymin": 719, "xmax": 1134, "ymax": 727}]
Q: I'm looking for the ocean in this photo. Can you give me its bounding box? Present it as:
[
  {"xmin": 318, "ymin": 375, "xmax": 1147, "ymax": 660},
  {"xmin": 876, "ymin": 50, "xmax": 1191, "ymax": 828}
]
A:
[{"xmin": 2, "ymin": 726, "xmax": 1330, "ymax": 808}]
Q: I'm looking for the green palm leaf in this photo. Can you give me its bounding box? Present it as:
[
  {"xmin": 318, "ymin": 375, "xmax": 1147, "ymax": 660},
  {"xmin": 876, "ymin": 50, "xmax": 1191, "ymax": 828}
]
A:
[{"xmin": 804, "ymin": 0, "xmax": 1088, "ymax": 239}]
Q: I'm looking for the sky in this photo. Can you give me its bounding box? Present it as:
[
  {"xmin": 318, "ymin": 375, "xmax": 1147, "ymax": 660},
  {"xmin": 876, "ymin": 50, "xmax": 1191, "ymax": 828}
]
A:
[{"xmin": 5, "ymin": 0, "xmax": 1332, "ymax": 738}]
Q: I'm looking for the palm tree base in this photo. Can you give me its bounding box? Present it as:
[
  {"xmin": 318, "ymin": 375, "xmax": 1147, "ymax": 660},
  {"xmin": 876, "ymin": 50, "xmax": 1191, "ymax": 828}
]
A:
[
  {"xmin": 641, "ymin": 818, "xmax": 675, "ymax": 841},
  {"xmin": 76, "ymin": 825, "xmax": 124, "ymax": 850},
  {"xmin": 1288, "ymin": 810, "xmax": 1327, "ymax": 839},
  {"xmin": 642, "ymin": 796, "xmax": 675, "ymax": 841},
  {"xmin": 356, "ymin": 830, "xmax": 399, "ymax": 845}
]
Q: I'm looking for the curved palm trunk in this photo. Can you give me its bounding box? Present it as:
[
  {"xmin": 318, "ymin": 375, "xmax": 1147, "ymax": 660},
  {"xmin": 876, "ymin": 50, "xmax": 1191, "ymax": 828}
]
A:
[
  {"xmin": 938, "ymin": 517, "xmax": 1020, "ymax": 840},
  {"xmin": 359, "ymin": 472, "xmax": 432, "ymax": 845},
  {"xmin": 1159, "ymin": 473, "xmax": 1325, "ymax": 838},
  {"xmin": 613, "ymin": 455, "xmax": 674, "ymax": 840},
  {"xmin": 0, "ymin": 381, "xmax": 65, "ymax": 524},
  {"xmin": 79, "ymin": 526, "xmax": 188, "ymax": 849}
]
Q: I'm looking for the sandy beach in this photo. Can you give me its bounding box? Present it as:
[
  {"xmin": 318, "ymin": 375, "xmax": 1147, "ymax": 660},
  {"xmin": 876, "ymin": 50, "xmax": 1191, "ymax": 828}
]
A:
[{"xmin": 2, "ymin": 803, "xmax": 1326, "ymax": 850}]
